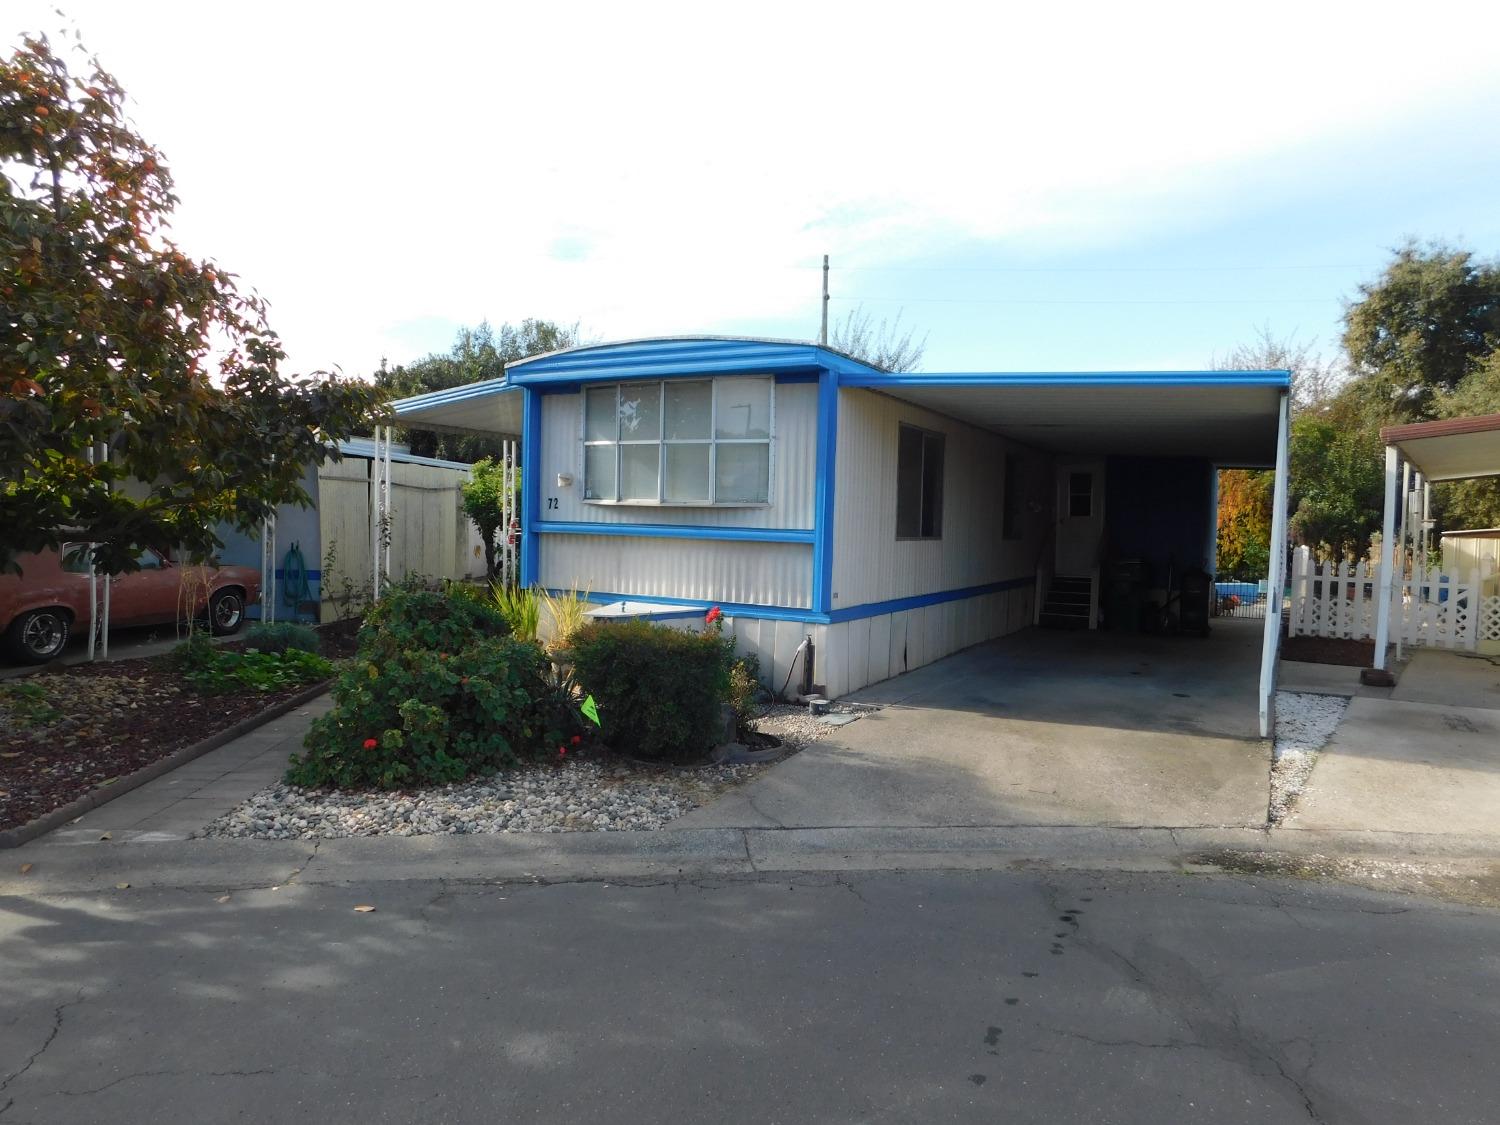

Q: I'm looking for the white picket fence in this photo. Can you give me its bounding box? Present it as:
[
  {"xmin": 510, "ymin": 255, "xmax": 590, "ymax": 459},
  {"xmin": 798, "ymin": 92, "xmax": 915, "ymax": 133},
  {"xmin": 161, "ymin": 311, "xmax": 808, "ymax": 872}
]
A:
[{"xmin": 1289, "ymin": 546, "xmax": 1500, "ymax": 651}]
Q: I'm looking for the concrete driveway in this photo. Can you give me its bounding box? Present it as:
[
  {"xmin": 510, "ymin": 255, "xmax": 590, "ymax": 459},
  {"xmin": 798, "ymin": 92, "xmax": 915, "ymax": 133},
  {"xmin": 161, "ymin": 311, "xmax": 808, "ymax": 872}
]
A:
[{"xmin": 678, "ymin": 619, "xmax": 1271, "ymax": 831}]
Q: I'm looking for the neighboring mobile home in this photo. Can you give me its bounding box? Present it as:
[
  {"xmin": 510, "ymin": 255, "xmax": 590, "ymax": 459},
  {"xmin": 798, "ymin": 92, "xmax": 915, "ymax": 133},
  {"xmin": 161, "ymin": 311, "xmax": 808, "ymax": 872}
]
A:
[{"xmin": 386, "ymin": 337, "xmax": 1291, "ymax": 734}]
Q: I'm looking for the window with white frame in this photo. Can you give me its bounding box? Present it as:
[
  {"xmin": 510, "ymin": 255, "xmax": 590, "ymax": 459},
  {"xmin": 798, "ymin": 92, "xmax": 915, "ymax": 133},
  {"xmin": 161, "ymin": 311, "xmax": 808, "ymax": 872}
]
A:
[{"xmin": 582, "ymin": 378, "xmax": 773, "ymax": 505}]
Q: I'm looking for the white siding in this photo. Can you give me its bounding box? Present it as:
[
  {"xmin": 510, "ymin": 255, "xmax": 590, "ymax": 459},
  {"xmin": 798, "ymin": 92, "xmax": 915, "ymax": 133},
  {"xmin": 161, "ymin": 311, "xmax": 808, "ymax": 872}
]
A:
[
  {"xmin": 831, "ymin": 388, "xmax": 1052, "ymax": 610},
  {"xmin": 540, "ymin": 535, "xmax": 812, "ymax": 609},
  {"xmin": 538, "ymin": 380, "xmax": 818, "ymax": 529},
  {"xmin": 811, "ymin": 584, "xmax": 1037, "ymax": 699}
]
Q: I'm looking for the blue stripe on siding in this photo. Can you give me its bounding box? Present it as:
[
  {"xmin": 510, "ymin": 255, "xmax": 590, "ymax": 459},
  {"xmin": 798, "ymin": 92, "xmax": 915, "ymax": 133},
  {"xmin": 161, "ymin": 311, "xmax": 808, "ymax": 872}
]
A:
[
  {"xmin": 825, "ymin": 576, "xmax": 1036, "ymax": 624},
  {"xmin": 520, "ymin": 386, "xmax": 541, "ymax": 586},
  {"xmin": 534, "ymin": 522, "xmax": 814, "ymax": 544}
]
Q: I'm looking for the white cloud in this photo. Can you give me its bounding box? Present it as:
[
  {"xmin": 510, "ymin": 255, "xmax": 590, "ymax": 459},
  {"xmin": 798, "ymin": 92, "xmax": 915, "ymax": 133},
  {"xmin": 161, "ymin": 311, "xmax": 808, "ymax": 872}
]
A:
[{"xmin": 14, "ymin": 0, "xmax": 1500, "ymax": 373}]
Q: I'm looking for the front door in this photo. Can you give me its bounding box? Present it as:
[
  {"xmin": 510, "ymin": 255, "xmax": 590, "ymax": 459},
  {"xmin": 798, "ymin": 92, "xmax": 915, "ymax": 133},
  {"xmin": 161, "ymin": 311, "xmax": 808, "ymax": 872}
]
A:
[{"xmin": 1055, "ymin": 461, "xmax": 1104, "ymax": 576}]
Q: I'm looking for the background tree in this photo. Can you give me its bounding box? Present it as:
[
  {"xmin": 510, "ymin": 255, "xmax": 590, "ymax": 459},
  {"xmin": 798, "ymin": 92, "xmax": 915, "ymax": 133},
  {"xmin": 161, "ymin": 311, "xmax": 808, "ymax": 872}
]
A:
[
  {"xmin": 376, "ymin": 318, "xmax": 585, "ymax": 462},
  {"xmin": 1341, "ymin": 240, "xmax": 1500, "ymax": 422},
  {"xmin": 1215, "ymin": 469, "xmax": 1272, "ymax": 578},
  {"xmin": 460, "ymin": 457, "xmax": 512, "ymax": 581},
  {"xmin": 0, "ymin": 31, "xmax": 384, "ymax": 575},
  {"xmin": 830, "ymin": 305, "xmax": 927, "ymax": 372}
]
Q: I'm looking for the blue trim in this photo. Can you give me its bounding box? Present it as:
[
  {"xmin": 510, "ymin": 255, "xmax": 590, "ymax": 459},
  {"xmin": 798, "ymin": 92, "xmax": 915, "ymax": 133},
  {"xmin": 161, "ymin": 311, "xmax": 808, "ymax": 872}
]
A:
[
  {"xmin": 520, "ymin": 387, "xmax": 541, "ymax": 586},
  {"xmin": 826, "ymin": 576, "xmax": 1036, "ymax": 624},
  {"xmin": 337, "ymin": 440, "xmax": 472, "ymax": 472},
  {"xmin": 389, "ymin": 376, "xmax": 514, "ymax": 414},
  {"xmin": 535, "ymin": 521, "xmax": 814, "ymax": 544},
  {"xmin": 812, "ymin": 369, "xmax": 839, "ymax": 614},
  {"xmin": 272, "ymin": 569, "xmax": 322, "ymax": 580},
  {"xmin": 556, "ymin": 588, "xmax": 829, "ymax": 624},
  {"xmin": 775, "ymin": 373, "xmax": 819, "ymax": 385},
  {"xmin": 838, "ymin": 369, "xmax": 1292, "ymax": 389}
]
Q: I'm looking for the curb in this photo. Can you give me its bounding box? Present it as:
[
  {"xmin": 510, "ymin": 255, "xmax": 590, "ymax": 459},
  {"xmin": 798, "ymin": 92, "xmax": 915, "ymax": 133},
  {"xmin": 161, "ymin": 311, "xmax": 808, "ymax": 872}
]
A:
[{"xmin": 0, "ymin": 680, "xmax": 330, "ymax": 850}]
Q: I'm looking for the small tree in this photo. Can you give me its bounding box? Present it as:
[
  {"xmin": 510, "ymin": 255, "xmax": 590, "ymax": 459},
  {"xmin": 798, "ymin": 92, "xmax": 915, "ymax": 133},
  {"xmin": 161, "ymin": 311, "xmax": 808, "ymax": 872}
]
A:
[
  {"xmin": 461, "ymin": 457, "xmax": 509, "ymax": 580},
  {"xmin": 830, "ymin": 305, "xmax": 928, "ymax": 372},
  {"xmin": 1, "ymin": 31, "xmax": 385, "ymax": 576}
]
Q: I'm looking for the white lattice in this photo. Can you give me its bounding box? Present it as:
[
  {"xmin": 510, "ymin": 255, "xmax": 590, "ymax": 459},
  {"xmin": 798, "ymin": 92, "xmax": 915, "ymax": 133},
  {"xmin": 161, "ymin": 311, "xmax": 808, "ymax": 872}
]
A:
[{"xmin": 1482, "ymin": 595, "xmax": 1500, "ymax": 643}]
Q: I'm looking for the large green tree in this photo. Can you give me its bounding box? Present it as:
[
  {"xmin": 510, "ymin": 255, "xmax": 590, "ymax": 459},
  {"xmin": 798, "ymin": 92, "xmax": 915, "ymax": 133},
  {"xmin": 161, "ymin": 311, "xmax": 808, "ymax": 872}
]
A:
[
  {"xmin": 377, "ymin": 319, "xmax": 584, "ymax": 462},
  {"xmin": 1, "ymin": 32, "xmax": 385, "ymax": 576},
  {"xmin": 1342, "ymin": 240, "xmax": 1500, "ymax": 422}
]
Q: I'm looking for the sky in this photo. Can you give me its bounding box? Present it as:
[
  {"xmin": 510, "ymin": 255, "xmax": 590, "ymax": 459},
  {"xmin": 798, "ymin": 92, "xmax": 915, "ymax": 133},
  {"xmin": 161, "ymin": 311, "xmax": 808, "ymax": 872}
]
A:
[{"xmin": 13, "ymin": 0, "xmax": 1500, "ymax": 376}]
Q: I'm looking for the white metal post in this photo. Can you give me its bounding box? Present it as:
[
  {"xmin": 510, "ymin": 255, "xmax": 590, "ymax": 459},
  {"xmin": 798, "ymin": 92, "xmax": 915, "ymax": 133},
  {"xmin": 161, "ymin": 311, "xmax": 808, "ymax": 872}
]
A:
[
  {"xmin": 370, "ymin": 426, "xmax": 382, "ymax": 601},
  {"xmin": 1258, "ymin": 391, "xmax": 1291, "ymax": 739},
  {"xmin": 382, "ymin": 424, "xmax": 393, "ymax": 587},
  {"xmin": 1372, "ymin": 445, "xmax": 1400, "ymax": 669}
]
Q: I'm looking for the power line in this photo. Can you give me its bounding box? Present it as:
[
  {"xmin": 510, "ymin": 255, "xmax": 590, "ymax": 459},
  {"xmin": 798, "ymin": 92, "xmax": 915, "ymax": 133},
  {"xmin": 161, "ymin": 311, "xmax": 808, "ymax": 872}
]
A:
[{"xmin": 791, "ymin": 262, "xmax": 1373, "ymax": 274}]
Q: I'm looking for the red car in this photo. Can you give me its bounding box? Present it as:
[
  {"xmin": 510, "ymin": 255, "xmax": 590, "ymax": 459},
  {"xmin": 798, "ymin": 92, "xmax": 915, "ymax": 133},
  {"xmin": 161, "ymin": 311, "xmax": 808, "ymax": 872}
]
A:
[{"xmin": 0, "ymin": 547, "xmax": 262, "ymax": 663}]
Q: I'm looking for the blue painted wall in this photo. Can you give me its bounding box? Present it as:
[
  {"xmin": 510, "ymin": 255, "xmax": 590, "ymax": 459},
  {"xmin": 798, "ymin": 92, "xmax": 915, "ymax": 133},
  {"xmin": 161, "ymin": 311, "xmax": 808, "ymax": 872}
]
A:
[{"xmin": 1103, "ymin": 456, "xmax": 1216, "ymax": 586}]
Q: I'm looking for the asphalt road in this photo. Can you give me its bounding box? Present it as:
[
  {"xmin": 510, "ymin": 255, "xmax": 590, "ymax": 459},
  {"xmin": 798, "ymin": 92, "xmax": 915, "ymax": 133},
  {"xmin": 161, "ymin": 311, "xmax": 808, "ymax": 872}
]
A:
[{"xmin": 2, "ymin": 869, "xmax": 1496, "ymax": 1124}]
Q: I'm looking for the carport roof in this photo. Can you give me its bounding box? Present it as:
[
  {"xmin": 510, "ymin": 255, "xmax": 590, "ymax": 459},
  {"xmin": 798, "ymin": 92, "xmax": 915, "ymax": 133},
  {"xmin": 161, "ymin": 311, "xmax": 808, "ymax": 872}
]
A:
[
  {"xmin": 1381, "ymin": 413, "xmax": 1500, "ymax": 482},
  {"xmin": 845, "ymin": 371, "xmax": 1288, "ymax": 466},
  {"xmin": 386, "ymin": 336, "xmax": 1291, "ymax": 462}
]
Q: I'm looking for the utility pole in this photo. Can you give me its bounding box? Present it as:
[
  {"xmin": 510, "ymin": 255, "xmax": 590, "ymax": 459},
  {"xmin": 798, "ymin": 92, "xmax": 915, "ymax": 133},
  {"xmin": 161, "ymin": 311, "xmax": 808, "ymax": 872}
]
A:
[{"xmin": 820, "ymin": 254, "xmax": 829, "ymax": 346}]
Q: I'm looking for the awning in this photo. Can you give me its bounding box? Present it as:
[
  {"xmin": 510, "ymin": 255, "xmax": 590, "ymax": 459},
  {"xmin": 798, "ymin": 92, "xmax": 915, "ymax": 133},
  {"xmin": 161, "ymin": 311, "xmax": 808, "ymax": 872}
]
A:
[
  {"xmin": 388, "ymin": 377, "xmax": 522, "ymax": 437},
  {"xmin": 841, "ymin": 371, "xmax": 1287, "ymax": 465},
  {"xmin": 1381, "ymin": 413, "xmax": 1500, "ymax": 482}
]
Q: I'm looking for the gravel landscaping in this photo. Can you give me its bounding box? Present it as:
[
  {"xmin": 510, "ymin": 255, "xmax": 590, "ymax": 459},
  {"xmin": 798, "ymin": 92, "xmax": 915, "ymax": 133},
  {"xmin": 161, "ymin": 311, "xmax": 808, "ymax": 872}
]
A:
[
  {"xmin": 202, "ymin": 755, "xmax": 771, "ymax": 838},
  {"xmin": 1269, "ymin": 691, "xmax": 1349, "ymax": 823},
  {"xmin": 199, "ymin": 701, "xmax": 874, "ymax": 840}
]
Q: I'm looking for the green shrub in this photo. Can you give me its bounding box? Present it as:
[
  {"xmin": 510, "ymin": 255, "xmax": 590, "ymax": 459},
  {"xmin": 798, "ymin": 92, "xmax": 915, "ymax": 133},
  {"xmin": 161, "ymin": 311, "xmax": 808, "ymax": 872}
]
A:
[
  {"xmin": 243, "ymin": 621, "xmax": 321, "ymax": 655},
  {"xmin": 185, "ymin": 648, "xmax": 334, "ymax": 694},
  {"xmin": 728, "ymin": 653, "xmax": 763, "ymax": 735},
  {"xmin": 287, "ymin": 635, "xmax": 568, "ymax": 789},
  {"xmin": 569, "ymin": 619, "xmax": 733, "ymax": 762},
  {"xmin": 285, "ymin": 583, "xmax": 568, "ymax": 790},
  {"xmin": 491, "ymin": 584, "xmax": 541, "ymax": 641},
  {"xmin": 362, "ymin": 584, "xmax": 510, "ymax": 653}
]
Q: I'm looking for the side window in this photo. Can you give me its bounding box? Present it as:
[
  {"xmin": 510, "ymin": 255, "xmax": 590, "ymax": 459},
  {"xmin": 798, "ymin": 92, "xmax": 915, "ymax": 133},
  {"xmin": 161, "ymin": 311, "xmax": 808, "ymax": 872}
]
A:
[
  {"xmin": 1002, "ymin": 454, "xmax": 1023, "ymax": 540},
  {"xmin": 136, "ymin": 549, "xmax": 163, "ymax": 571},
  {"xmin": 1068, "ymin": 471, "xmax": 1093, "ymax": 518},
  {"xmin": 896, "ymin": 423, "xmax": 944, "ymax": 540},
  {"xmin": 60, "ymin": 544, "xmax": 93, "ymax": 574}
]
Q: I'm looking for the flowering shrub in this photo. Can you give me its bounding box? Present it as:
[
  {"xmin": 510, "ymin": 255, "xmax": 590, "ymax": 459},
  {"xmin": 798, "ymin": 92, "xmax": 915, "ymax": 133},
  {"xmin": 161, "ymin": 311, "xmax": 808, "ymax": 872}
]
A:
[
  {"xmin": 286, "ymin": 586, "xmax": 573, "ymax": 789},
  {"xmin": 568, "ymin": 618, "xmax": 734, "ymax": 763}
]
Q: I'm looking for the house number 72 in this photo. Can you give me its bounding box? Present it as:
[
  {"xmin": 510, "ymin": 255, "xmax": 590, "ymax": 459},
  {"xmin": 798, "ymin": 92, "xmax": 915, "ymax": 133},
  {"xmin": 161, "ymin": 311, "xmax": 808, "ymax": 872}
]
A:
[{"xmin": 546, "ymin": 497, "xmax": 559, "ymax": 510}]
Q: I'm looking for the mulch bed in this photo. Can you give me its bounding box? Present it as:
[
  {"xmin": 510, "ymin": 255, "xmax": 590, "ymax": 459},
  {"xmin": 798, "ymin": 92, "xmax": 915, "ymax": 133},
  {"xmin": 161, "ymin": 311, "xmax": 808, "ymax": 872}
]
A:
[
  {"xmin": 0, "ymin": 629, "xmax": 350, "ymax": 833},
  {"xmin": 1280, "ymin": 633, "xmax": 1376, "ymax": 667}
]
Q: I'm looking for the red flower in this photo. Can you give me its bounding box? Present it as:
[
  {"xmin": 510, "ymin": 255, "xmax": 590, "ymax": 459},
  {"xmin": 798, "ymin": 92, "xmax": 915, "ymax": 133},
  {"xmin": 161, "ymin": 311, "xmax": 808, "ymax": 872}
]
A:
[
  {"xmin": 363, "ymin": 738, "xmax": 378, "ymax": 750},
  {"xmin": 705, "ymin": 606, "xmax": 723, "ymax": 624},
  {"xmin": 570, "ymin": 734, "xmax": 582, "ymax": 746},
  {"xmin": 557, "ymin": 746, "xmax": 568, "ymax": 758}
]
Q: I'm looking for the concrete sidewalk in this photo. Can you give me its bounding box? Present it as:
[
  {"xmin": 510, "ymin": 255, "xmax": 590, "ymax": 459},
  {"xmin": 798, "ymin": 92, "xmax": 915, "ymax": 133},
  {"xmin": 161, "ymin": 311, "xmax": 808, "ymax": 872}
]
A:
[
  {"xmin": 34, "ymin": 695, "xmax": 332, "ymax": 845},
  {"xmin": 1289, "ymin": 693, "xmax": 1500, "ymax": 837}
]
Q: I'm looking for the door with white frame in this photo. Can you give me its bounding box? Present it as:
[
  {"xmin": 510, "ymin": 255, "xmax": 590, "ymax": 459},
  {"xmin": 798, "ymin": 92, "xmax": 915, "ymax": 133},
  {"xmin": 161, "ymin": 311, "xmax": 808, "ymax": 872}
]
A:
[{"xmin": 1055, "ymin": 460, "xmax": 1105, "ymax": 576}]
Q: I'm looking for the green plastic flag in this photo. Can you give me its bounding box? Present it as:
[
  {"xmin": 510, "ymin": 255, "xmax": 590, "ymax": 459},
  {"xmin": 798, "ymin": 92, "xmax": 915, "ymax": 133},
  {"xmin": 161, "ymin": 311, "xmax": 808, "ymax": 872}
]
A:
[{"xmin": 581, "ymin": 694, "xmax": 601, "ymax": 726}]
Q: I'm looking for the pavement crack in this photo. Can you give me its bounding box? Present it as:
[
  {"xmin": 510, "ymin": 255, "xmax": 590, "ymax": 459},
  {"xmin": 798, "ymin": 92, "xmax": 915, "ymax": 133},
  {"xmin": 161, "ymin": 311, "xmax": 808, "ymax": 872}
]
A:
[
  {"xmin": 0, "ymin": 991, "xmax": 84, "ymax": 1098},
  {"xmin": 57, "ymin": 1068, "xmax": 276, "ymax": 1097}
]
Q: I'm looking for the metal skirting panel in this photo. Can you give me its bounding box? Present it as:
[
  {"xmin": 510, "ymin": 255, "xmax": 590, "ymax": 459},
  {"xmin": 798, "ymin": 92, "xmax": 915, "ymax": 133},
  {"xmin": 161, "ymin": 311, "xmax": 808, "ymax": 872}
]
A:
[
  {"xmin": 540, "ymin": 535, "xmax": 812, "ymax": 609},
  {"xmin": 537, "ymin": 381, "xmax": 818, "ymax": 529},
  {"xmin": 831, "ymin": 388, "xmax": 1053, "ymax": 609},
  {"xmin": 811, "ymin": 585, "xmax": 1035, "ymax": 699}
]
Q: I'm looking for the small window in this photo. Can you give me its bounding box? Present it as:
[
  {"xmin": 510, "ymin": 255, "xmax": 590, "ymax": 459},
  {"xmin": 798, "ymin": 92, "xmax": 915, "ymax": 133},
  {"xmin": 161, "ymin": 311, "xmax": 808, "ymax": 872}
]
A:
[
  {"xmin": 1002, "ymin": 454, "xmax": 1022, "ymax": 540},
  {"xmin": 1068, "ymin": 471, "xmax": 1093, "ymax": 518},
  {"xmin": 896, "ymin": 424, "xmax": 944, "ymax": 539},
  {"xmin": 582, "ymin": 378, "xmax": 773, "ymax": 505},
  {"xmin": 60, "ymin": 544, "xmax": 93, "ymax": 574}
]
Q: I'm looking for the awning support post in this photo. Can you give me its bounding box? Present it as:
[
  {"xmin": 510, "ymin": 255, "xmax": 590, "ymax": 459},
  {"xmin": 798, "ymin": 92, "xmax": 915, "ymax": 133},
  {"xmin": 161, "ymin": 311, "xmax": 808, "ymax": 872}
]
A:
[
  {"xmin": 1258, "ymin": 391, "xmax": 1291, "ymax": 739},
  {"xmin": 1372, "ymin": 444, "xmax": 1400, "ymax": 670}
]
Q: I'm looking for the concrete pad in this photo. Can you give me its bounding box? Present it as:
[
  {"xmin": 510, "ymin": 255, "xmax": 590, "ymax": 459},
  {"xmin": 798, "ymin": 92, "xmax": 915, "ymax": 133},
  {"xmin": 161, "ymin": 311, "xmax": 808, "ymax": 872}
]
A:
[
  {"xmin": 678, "ymin": 622, "xmax": 1271, "ymax": 831},
  {"xmin": 1391, "ymin": 650, "xmax": 1500, "ymax": 710},
  {"xmin": 1278, "ymin": 660, "xmax": 1396, "ymax": 699},
  {"xmin": 1291, "ymin": 695, "xmax": 1500, "ymax": 836}
]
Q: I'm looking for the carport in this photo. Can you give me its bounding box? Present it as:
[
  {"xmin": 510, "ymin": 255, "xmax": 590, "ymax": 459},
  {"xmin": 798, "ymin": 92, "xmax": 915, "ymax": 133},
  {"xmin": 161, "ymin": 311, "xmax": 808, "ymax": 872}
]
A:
[{"xmin": 841, "ymin": 370, "xmax": 1292, "ymax": 736}]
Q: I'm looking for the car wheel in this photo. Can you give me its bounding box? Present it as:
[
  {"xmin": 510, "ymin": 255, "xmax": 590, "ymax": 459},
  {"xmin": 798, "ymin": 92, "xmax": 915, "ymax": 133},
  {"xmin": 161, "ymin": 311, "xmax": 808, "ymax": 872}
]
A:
[
  {"xmin": 7, "ymin": 608, "xmax": 71, "ymax": 664},
  {"xmin": 209, "ymin": 589, "xmax": 245, "ymax": 636}
]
